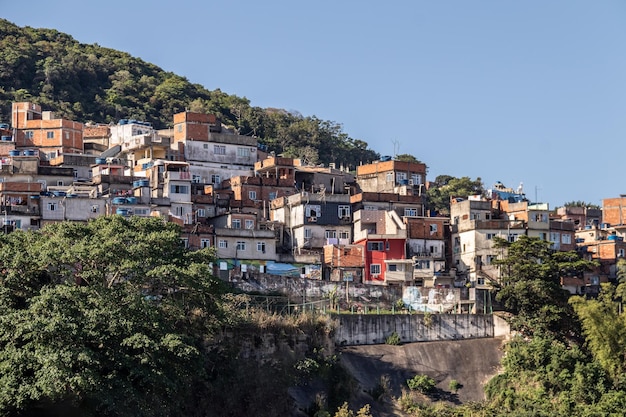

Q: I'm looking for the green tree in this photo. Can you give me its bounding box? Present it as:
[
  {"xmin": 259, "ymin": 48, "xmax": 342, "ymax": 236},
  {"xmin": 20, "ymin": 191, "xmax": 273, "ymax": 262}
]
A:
[
  {"xmin": 425, "ymin": 175, "xmax": 485, "ymax": 215},
  {"xmin": 0, "ymin": 216, "xmax": 228, "ymax": 416},
  {"xmin": 492, "ymin": 235, "xmax": 597, "ymax": 336},
  {"xmin": 570, "ymin": 284, "xmax": 626, "ymax": 388},
  {"xmin": 394, "ymin": 153, "xmax": 423, "ymax": 164}
]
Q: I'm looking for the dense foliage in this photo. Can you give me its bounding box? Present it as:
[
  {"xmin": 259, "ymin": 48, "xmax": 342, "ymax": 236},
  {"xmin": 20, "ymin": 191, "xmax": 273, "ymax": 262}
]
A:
[
  {"xmin": 0, "ymin": 216, "xmax": 232, "ymax": 416},
  {"xmin": 425, "ymin": 175, "xmax": 486, "ymax": 215},
  {"xmin": 0, "ymin": 19, "xmax": 379, "ymax": 170}
]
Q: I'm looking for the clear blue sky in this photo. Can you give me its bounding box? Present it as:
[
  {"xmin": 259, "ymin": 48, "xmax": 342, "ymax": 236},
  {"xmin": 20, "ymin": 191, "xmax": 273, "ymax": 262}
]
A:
[{"xmin": 4, "ymin": 1, "xmax": 626, "ymax": 209}]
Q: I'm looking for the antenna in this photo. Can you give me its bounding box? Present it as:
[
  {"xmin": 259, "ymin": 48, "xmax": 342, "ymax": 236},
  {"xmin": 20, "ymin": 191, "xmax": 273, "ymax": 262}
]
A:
[
  {"xmin": 534, "ymin": 185, "xmax": 541, "ymax": 204},
  {"xmin": 392, "ymin": 139, "xmax": 400, "ymax": 159}
]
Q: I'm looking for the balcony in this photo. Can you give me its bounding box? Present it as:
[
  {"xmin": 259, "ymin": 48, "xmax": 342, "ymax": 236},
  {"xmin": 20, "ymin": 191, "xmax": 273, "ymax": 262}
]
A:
[{"xmin": 164, "ymin": 171, "xmax": 191, "ymax": 181}]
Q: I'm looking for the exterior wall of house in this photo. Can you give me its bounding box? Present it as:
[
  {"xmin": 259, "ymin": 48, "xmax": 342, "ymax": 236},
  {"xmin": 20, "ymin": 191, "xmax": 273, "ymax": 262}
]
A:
[
  {"xmin": 603, "ymin": 197, "xmax": 626, "ymax": 227},
  {"xmin": 355, "ymin": 159, "xmax": 427, "ymax": 193},
  {"xmin": 12, "ymin": 102, "xmax": 83, "ymax": 155},
  {"xmin": 184, "ymin": 140, "xmax": 257, "ymax": 167},
  {"xmin": 172, "ymin": 112, "xmax": 219, "ymax": 143},
  {"xmin": 358, "ymin": 238, "xmax": 406, "ymax": 283}
]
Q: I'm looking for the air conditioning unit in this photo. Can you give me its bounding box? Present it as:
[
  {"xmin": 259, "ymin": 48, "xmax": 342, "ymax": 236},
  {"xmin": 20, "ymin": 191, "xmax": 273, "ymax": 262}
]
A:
[{"xmin": 308, "ymin": 216, "xmax": 318, "ymax": 223}]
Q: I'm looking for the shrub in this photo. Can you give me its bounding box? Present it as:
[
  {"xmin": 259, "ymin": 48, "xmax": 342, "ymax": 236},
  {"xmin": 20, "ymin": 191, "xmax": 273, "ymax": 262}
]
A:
[
  {"xmin": 407, "ymin": 374, "xmax": 436, "ymax": 393},
  {"xmin": 385, "ymin": 331, "xmax": 401, "ymax": 345},
  {"xmin": 448, "ymin": 379, "xmax": 462, "ymax": 392}
]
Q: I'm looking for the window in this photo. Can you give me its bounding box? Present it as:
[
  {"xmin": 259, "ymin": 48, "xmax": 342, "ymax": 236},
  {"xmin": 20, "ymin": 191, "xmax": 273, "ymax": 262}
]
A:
[
  {"xmin": 410, "ymin": 174, "xmax": 421, "ymax": 185},
  {"xmin": 386, "ymin": 173, "xmax": 393, "ymax": 182},
  {"xmin": 47, "ymin": 131, "xmax": 54, "ymax": 139},
  {"xmin": 65, "ymin": 132, "xmax": 69, "ymax": 139},
  {"xmin": 367, "ymin": 241, "xmax": 384, "ymax": 251},
  {"xmin": 176, "ymin": 124, "xmax": 182, "ymax": 132},
  {"xmin": 203, "ymin": 144, "xmax": 208, "ymax": 149},
  {"xmin": 175, "ymin": 206, "xmax": 184, "ymax": 216},
  {"xmin": 236, "ymin": 241, "xmax": 246, "ymax": 251},
  {"xmin": 415, "ymin": 260, "xmax": 430, "ymax": 269},
  {"xmin": 486, "ymin": 255, "xmax": 497, "ymax": 265},
  {"xmin": 200, "ymin": 239, "xmax": 211, "ymax": 248},
  {"xmin": 180, "ymin": 238, "xmax": 189, "ymax": 248},
  {"xmin": 370, "ymin": 264, "xmax": 381, "ymax": 276},
  {"xmin": 486, "ymin": 233, "xmax": 496, "ymax": 240},
  {"xmin": 620, "ymin": 249, "xmax": 625, "ymax": 258},
  {"xmin": 338, "ymin": 205, "xmax": 350, "ymax": 218},
  {"xmin": 214, "ymin": 145, "xmax": 226, "ymax": 155},
  {"xmin": 47, "ymin": 202, "xmax": 57, "ymax": 211},
  {"xmin": 404, "ymin": 208, "xmax": 417, "ymax": 217},
  {"xmin": 57, "ymin": 181, "xmax": 63, "ymax": 186},
  {"xmin": 339, "ymin": 230, "xmax": 350, "ymax": 240},
  {"xmin": 269, "ymin": 192, "xmax": 277, "ymax": 200},
  {"xmin": 73, "ymin": 169, "xmax": 78, "ymax": 178},
  {"xmin": 257, "ymin": 242, "xmax": 266, "ymax": 253},
  {"xmin": 364, "ymin": 205, "xmax": 377, "ymax": 211},
  {"xmin": 232, "ymin": 219, "xmax": 241, "ymax": 229},
  {"xmin": 134, "ymin": 208, "xmax": 149, "ymax": 216},
  {"xmin": 304, "ymin": 228, "xmax": 311, "ymax": 238},
  {"xmin": 550, "ymin": 232, "xmax": 560, "ymax": 242},
  {"xmin": 248, "ymin": 190, "xmax": 257, "ymax": 200},
  {"xmin": 561, "ymin": 234, "xmax": 572, "ymax": 244},
  {"xmin": 388, "ymin": 264, "xmax": 397, "ymax": 272},
  {"xmin": 211, "ymin": 174, "xmax": 221, "ymax": 184},
  {"xmin": 325, "ymin": 230, "xmax": 337, "ymax": 239},
  {"xmin": 192, "ymin": 175, "xmax": 201, "ymax": 183},
  {"xmin": 170, "ymin": 185, "xmax": 189, "ymax": 194},
  {"xmin": 245, "ymin": 219, "xmax": 254, "ymax": 229},
  {"xmin": 396, "ymin": 172, "xmax": 407, "ymax": 182},
  {"xmin": 218, "ymin": 240, "xmax": 228, "ymax": 249},
  {"xmin": 196, "ymin": 208, "xmax": 206, "ymax": 218},
  {"xmin": 25, "ymin": 131, "xmax": 33, "ymax": 139},
  {"xmin": 237, "ymin": 147, "xmax": 250, "ymax": 157},
  {"xmin": 305, "ymin": 204, "xmax": 321, "ymax": 217}
]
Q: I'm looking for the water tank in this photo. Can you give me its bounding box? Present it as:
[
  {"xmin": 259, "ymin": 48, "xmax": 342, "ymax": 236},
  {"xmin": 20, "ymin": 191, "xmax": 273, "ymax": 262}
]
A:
[
  {"xmin": 52, "ymin": 191, "xmax": 66, "ymax": 197},
  {"xmin": 608, "ymin": 235, "xmax": 618, "ymax": 241},
  {"xmin": 8, "ymin": 150, "xmax": 20, "ymax": 156},
  {"xmin": 0, "ymin": 123, "xmax": 9, "ymax": 129},
  {"xmin": 119, "ymin": 119, "xmax": 128, "ymax": 125},
  {"xmin": 112, "ymin": 197, "xmax": 127, "ymax": 205},
  {"xmin": 95, "ymin": 157, "xmax": 106, "ymax": 164},
  {"xmin": 1, "ymin": 136, "xmax": 11, "ymax": 141},
  {"xmin": 116, "ymin": 208, "xmax": 130, "ymax": 216},
  {"xmin": 380, "ymin": 155, "xmax": 392, "ymax": 162},
  {"xmin": 23, "ymin": 149, "xmax": 35, "ymax": 156},
  {"xmin": 126, "ymin": 197, "xmax": 137, "ymax": 204}
]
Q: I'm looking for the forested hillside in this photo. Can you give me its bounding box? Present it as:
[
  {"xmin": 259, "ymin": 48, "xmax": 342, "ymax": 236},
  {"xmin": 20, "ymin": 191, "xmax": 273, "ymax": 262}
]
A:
[{"xmin": 0, "ymin": 19, "xmax": 379, "ymax": 169}]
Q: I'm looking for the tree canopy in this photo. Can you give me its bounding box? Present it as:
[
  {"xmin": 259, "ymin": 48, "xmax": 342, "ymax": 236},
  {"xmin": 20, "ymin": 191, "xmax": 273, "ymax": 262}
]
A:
[
  {"xmin": 425, "ymin": 175, "xmax": 485, "ymax": 215},
  {"xmin": 492, "ymin": 235, "xmax": 597, "ymax": 336},
  {"xmin": 0, "ymin": 216, "xmax": 228, "ymax": 416},
  {"xmin": 0, "ymin": 19, "xmax": 380, "ymax": 171}
]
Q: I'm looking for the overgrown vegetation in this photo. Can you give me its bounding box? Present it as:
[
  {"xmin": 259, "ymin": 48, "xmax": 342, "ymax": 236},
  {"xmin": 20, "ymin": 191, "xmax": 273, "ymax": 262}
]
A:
[
  {"xmin": 385, "ymin": 331, "xmax": 401, "ymax": 345},
  {"xmin": 0, "ymin": 18, "xmax": 379, "ymax": 170}
]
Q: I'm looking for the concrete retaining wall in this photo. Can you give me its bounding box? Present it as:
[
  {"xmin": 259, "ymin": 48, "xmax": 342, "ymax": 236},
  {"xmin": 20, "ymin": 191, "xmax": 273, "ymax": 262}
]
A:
[{"xmin": 333, "ymin": 313, "xmax": 496, "ymax": 346}]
